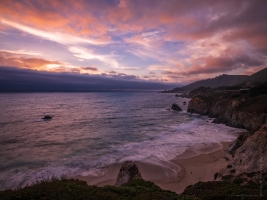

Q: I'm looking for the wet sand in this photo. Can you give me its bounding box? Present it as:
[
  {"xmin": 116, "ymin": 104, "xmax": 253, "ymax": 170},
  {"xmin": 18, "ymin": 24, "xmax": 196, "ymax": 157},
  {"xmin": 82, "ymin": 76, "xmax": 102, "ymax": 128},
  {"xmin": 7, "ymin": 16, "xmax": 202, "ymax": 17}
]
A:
[{"xmin": 76, "ymin": 142, "xmax": 232, "ymax": 194}]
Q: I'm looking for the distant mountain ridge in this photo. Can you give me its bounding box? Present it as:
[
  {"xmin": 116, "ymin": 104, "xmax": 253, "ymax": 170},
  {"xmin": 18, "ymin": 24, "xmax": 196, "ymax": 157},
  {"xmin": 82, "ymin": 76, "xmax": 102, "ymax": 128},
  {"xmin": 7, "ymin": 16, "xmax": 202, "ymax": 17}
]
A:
[
  {"xmin": 243, "ymin": 68, "xmax": 267, "ymax": 83},
  {"xmin": 169, "ymin": 68, "xmax": 267, "ymax": 92},
  {"xmin": 171, "ymin": 74, "xmax": 248, "ymax": 92}
]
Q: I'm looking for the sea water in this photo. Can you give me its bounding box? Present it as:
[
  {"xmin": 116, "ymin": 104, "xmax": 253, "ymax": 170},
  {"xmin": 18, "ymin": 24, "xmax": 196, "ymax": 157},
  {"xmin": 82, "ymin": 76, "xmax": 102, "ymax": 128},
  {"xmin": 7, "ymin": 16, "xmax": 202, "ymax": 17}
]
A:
[{"xmin": 0, "ymin": 92, "xmax": 242, "ymax": 190}]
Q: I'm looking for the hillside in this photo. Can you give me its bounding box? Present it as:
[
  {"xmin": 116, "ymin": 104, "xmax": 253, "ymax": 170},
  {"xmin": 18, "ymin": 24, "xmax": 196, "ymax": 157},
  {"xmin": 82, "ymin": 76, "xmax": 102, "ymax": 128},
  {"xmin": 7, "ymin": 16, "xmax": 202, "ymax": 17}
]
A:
[
  {"xmin": 243, "ymin": 68, "xmax": 267, "ymax": 84},
  {"xmin": 170, "ymin": 74, "xmax": 248, "ymax": 92},
  {"xmin": 166, "ymin": 67, "xmax": 267, "ymax": 93}
]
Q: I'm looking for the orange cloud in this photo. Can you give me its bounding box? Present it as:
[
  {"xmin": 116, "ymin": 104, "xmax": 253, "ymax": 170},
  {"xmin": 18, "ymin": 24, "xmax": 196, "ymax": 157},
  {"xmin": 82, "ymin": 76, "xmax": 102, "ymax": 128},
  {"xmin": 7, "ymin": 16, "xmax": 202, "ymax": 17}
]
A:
[
  {"xmin": 0, "ymin": 51, "xmax": 101, "ymax": 74},
  {"xmin": 0, "ymin": 51, "xmax": 62, "ymax": 70},
  {"xmin": 0, "ymin": 0, "xmax": 108, "ymax": 39}
]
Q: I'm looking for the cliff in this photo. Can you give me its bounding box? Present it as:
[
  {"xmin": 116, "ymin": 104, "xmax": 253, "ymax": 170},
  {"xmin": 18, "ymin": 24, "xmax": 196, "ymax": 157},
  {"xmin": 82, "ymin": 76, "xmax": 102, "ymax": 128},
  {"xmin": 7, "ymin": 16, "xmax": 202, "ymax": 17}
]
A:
[
  {"xmin": 187, "ymin": 82, "xmax": 267, "ymax": 178},
  {"xmin": 219, "ymin": 124, "xmax": 267, "ymax": 179}
]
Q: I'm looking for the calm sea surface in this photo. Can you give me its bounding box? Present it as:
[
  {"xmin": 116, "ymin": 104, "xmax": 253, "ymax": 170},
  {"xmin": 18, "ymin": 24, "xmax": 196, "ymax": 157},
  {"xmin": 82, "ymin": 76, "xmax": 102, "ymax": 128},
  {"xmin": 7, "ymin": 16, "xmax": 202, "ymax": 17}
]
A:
[{"xmin": 0, "ymin": 92, "xmax": 241, "ymax": 190}]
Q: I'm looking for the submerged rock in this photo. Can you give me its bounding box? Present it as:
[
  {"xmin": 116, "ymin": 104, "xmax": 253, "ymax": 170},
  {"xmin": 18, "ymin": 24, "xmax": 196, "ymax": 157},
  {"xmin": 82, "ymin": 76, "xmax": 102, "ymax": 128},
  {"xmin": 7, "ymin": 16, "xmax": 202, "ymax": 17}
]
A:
[
  {"xmin": 115, "ymin": 161, "xmax": 142, "ymax": 187},
  {"xmin": 171, "ymin": 103, "xmax": 182, "ymax": 111}
]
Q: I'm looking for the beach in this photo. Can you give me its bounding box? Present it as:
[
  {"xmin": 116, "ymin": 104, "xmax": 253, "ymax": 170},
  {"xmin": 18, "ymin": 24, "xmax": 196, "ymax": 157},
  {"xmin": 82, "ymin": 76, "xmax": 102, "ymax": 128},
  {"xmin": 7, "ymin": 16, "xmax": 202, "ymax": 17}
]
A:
[{"xmin": 76, "ymin": 141, "xmax": 233, "ymax": 194}]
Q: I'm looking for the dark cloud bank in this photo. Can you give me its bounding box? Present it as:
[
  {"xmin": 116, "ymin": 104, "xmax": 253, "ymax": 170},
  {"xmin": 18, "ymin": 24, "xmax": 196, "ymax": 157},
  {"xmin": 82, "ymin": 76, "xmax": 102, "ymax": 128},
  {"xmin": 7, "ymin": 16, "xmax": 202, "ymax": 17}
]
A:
[{"xmin": 0, "ymin": 66, "xmax": 178, "ymax": 92}]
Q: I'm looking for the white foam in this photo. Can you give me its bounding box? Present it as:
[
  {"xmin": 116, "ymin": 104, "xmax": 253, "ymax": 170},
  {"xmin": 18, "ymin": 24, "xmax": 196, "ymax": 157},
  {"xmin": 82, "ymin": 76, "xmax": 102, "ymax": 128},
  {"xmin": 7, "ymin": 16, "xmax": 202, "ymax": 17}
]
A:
[{"xmin": 80, "ymin": 168, "xmax": 107, "ymax": 177}]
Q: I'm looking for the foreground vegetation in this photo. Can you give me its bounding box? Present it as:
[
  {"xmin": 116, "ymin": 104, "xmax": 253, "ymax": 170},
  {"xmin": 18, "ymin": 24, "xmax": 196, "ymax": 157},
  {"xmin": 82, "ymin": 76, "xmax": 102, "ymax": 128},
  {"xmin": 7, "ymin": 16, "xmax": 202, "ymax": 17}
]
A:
[
  {"xmin": 1, "ymin": 175, "xmax": 266, "ymax": 200},
  {"xmin": 0, "ymin": 178, "xmax": 193, "ymax": 200},
  {"xmin": 183, "ymin": 174, "xmax": 267, "ymax": 200}
]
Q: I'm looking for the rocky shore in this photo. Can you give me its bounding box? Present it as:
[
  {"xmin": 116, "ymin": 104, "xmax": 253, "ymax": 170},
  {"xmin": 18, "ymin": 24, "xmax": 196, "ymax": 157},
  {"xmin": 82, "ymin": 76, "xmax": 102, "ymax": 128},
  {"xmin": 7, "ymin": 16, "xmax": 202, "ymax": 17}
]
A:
[{"xmin": 187, "ymin": 83, "xmax": 267, "ymax": 180}]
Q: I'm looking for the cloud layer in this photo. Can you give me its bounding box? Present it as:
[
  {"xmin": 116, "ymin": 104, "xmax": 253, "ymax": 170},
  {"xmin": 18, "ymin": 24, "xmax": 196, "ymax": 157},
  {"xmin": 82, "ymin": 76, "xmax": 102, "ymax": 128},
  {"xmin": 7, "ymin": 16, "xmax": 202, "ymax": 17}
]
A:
[
  {"xmin": 0, "ymin": 66, "xmax": 177, "ymax": 91},
  {"xmin": 0, "ymin": 0, "xmax": 267, "ymax": 85}
]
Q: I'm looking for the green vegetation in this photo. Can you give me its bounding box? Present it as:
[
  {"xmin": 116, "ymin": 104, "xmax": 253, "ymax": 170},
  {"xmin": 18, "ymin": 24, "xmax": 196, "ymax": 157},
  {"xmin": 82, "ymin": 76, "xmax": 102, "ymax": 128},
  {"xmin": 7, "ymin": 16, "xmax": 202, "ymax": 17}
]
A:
[
  {"xmin": 1, "ymin": 175, "xmax": 266, "ymax": 200},
  {"xmin": 183, "ymin": 175, "xmax": 267, "ymax": 200},
  {"xmin": 0, "ymin": 178, "xmax": 195, "ymax": 200}
]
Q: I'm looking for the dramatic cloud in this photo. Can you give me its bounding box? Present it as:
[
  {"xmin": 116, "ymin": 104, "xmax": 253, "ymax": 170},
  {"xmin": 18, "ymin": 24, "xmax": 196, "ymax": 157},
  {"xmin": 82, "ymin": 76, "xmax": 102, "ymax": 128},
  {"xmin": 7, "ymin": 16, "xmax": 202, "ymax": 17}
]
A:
[
  {"xmin": 0, "ymin": 0, "xmax": 266, "ymax": 86},
  {"xmin": 0, "ymin": 18, "xmax": 109, "ymax": 45}
]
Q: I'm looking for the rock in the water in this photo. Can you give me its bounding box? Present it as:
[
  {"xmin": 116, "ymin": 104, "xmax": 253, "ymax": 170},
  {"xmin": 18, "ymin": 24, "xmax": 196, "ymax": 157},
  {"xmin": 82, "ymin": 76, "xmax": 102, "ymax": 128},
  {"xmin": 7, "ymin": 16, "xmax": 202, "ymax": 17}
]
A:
[
  {"xmin": 115, "ymin": 161, "xmax": 142, "ymax": 187},
  {"xmin": 171, "ymin": 103, "xmax": 182, "ymax": 111}
]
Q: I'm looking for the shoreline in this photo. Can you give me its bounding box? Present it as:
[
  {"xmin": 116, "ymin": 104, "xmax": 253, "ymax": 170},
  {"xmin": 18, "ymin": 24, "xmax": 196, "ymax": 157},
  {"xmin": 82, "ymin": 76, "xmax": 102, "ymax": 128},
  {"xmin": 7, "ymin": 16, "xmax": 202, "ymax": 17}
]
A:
[{"xmin": 76, "ymin": 140, "xmax": 237, "ymax": 194}]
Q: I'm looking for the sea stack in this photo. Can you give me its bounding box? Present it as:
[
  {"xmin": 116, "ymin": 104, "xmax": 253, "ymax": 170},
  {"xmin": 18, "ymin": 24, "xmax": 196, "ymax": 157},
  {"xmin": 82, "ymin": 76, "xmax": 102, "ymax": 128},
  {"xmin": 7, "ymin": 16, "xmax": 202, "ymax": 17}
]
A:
[{"xmin": 171, "ymin": 103, "xmax": 182, "ymax": 111}]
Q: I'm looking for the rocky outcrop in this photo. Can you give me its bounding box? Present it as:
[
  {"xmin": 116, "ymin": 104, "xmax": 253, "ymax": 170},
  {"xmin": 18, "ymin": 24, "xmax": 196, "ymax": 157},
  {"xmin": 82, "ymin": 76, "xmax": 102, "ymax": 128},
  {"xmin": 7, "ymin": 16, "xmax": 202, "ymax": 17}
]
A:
[
  {"xmin": 219, "ymin": 124, "xmax": 267, "ymax": 176},
  {"xmin": 227, "ymin": 132, "xmax": 250, "ymax": 155},
  {"xmin": 115, "ymin": 161, "xmax": 142, "ymax": 187},
  {"xmin": 187, "ymin": 97, "xmax": 210, "ymax": 115},
  {"xmin": 188, "ymin": 90, "xmax": 267, "ymax": 179},
  {"xmin": 188, "ymin": 96, "xmax": 267, "ymax": 132},
  {"xmin": 171, "ymin": 103, "xmax": 182, "ymax": 111}
]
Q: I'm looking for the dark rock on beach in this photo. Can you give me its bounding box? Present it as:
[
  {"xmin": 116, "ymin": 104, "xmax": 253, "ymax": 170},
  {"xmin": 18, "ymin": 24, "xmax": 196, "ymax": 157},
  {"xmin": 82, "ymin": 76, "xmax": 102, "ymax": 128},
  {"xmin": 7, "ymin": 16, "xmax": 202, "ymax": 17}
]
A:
[
  {"xmin": 43, "ymin": 115, "xmax": 52, "ymax": 119},
  {"xmin": 115, "ymin": 161, "xmax": 142, "ymax": 187},
  {"xmin": 171, "ymin": 103, "xmax": 182, "ymax": 111}
]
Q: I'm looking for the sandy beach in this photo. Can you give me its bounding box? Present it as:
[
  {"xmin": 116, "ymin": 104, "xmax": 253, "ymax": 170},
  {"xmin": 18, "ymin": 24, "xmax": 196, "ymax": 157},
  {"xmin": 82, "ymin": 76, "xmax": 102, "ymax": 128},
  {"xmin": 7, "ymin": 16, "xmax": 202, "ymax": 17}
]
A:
[{"xmin": 76, "ymin": 141, "xmax": 233, "ymax": 194}]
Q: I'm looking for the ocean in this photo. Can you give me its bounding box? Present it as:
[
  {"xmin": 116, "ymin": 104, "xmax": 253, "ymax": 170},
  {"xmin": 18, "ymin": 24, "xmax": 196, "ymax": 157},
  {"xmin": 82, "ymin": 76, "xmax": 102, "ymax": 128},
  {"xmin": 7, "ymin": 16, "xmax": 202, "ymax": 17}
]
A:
[{"xmin": 0, "ymin": 92, "xmax": 242, "ymax": 190}]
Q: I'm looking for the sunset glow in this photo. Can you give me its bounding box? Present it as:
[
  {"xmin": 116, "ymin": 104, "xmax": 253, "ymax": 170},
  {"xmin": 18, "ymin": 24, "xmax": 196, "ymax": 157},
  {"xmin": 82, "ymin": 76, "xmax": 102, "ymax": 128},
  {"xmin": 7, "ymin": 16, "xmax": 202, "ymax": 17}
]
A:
[{"xmin": 1, "ymin": 0, "xmax": 267, "ymax": 85}]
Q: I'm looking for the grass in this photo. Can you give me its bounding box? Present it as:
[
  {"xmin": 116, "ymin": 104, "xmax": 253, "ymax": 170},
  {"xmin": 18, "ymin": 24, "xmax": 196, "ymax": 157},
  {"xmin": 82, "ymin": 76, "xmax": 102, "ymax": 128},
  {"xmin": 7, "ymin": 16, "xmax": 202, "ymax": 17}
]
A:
[
  {"xmin": 1, "ymin": 175, "xmax": 267, "ymax": 200},
  {"xmin": 0, "ymin": 178, "xmax": 195, "ymax": 200},
  {"xmin": 183, "ymin": 174, "xmax": 267, "ymax": 200}
]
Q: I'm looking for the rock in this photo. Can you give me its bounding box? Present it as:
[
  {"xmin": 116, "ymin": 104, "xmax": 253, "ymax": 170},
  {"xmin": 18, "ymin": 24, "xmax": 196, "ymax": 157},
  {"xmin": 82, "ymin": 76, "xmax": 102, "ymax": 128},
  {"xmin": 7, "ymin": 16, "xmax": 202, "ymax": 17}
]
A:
[
  {"xmin": 223, "ymin": 156, "xmax": 230, "ymax": 161},
  {"xmin": 230, "ymin": 100, "xmax": 241, "ymax": 109},
  {"xmin": 220, "ymin": 124, "xmax": 267, "ymax": 177},
  {"xmin": 212, "ymin": 116, "xmax": 225, "ymax": 124},
  {"xmin": 114, "ymin": 161, "xmax": 142, "ymax": 187},
  {"xmin": 187, "ymin": 97, "xmax": 209, "ymax": 115},
  {"xmin": 188, "ymin": 95, "xmax": 267, "ymax": 132},
  {"xmin": 171, "ymin": 103, "xmax": 182, "ymax": 111},
  {"xmin": 43, "ymin": 115, "xmax": 52, "ymax": 119},
  {"xmin": 214, "ymin": 172, "xmax": 219, "ymax": 180},
  {"xmin": 228, "ymin": 132, "xmax": 249, "ymax": 155}
]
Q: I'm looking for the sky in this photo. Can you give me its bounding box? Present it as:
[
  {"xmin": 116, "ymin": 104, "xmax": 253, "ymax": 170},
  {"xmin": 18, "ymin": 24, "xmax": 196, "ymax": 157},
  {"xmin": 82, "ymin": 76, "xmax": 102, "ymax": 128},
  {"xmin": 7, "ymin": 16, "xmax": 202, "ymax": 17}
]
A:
[{"xmin": 0, "ymin": 0, "xmax": 267, "ymax": 90}]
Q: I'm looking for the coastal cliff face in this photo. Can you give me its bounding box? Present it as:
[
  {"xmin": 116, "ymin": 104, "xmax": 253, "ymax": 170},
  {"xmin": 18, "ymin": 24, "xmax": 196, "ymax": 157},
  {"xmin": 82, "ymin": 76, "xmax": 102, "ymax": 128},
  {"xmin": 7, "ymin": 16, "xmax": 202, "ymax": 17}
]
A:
[
  {"xmin": 219, "ymin": 123, "xmax": 267, "ymax": 177},
  {"xmin": 187, "ymin": 87, "xmax": 267, "ymax": 177},
  {"xmin": 188, "ymin": 94, "xmax": 267, "ymax": 132}
]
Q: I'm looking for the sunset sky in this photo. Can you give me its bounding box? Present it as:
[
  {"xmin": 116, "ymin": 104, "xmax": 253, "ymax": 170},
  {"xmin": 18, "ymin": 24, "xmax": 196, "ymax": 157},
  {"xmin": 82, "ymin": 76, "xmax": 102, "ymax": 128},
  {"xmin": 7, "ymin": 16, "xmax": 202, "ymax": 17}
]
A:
[{"xmin": 1, "ymin": 0, "xmax": 267, "ymax": 89}]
